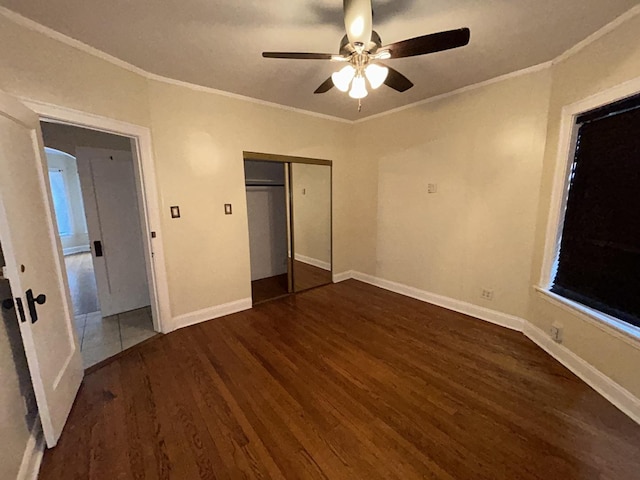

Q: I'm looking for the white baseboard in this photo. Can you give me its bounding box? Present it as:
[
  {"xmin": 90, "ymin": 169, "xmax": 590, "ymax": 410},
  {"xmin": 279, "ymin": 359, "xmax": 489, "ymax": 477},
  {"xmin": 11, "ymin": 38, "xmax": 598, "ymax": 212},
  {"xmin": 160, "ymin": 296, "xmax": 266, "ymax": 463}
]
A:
[
  {"xmin": 338, "ymin": 270, "xmax": 640, "ymax": 425},
  {"xmin": 523, "ymin": 322, "xmax": 640, "ymax": 425},
  {"xmin": 351, "ymin": 271, "xmax": 524, "ymax": 331},
  {"xmin": 17, "ymin": 417, "xmax": 44, "ymax": 480},
  {"xmin": 332, "ymin": 270, "xmax": 353, "ymax": 283},
  {"xmin": 63, "ymin": 245, "xmax": 90, "ymax": 256},
  {"xmin": 171, "ymin": 297, "xmax": 252, "ymax": 332},
  {"xmin": 294, "ymin": 254, "xmax": 331, "ymax": 271}
]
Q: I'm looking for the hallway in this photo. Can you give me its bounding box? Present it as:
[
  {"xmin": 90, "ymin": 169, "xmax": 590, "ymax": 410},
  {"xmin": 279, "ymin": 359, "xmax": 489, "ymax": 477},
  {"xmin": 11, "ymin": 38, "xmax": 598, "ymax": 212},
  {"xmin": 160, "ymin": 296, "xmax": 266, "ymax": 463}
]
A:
[{"xmin": 65, "ymin": 253, "xmax": 156, "ymax": 368}]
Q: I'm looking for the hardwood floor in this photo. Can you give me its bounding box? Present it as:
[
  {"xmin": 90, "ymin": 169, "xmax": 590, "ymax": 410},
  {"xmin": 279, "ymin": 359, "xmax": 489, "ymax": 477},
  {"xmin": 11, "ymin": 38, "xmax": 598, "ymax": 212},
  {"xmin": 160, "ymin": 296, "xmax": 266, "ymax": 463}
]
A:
[
  {"xmin": 251, "ymin": 260, "xmax": 332, "ymax": 304},
  {"xmin": 251, "ymin": 273, "xmax": 288, "ymax": 304},
  {"xmin": 39, "ymin": 280, "xmax": 640, "ymax": 480},
  {"xmin": 293, "ymin": 260, "xmax": 332, "ymax": 292}
]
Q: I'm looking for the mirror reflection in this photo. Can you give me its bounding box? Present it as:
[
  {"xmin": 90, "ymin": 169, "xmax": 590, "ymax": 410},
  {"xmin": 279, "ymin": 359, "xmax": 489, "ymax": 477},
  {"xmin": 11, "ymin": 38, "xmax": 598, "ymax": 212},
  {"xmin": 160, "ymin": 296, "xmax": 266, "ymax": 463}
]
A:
[{"xmin": 291, "ymin": 163, "xmax": 332, "ymax": 292}]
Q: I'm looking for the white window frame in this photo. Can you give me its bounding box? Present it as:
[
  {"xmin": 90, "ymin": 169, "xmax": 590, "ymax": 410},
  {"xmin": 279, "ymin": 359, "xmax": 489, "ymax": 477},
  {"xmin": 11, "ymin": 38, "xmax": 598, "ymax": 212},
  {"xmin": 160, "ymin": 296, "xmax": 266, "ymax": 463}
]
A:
[
  {"xmin": 537, "ymin": 76, "xmax": 640, "ymax": 344},
  {"xmin": 48, "ymin": 167, "xmax": 74, "ymax": 237}
]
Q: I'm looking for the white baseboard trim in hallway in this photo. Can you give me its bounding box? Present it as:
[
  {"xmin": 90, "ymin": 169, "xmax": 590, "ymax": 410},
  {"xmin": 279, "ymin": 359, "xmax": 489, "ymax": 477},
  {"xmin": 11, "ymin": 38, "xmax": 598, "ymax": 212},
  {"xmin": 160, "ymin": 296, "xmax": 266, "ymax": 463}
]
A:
[
  {"xmin": 17, "ymin": 417, "xmax": 44, "ymax": 480},
  {"xmin": 294, "ymin": 254, "xmax": 331, "ymax": 271},
  {"xmin": 333, "ymin": 270, "xmax": 640, "ymax": 425},
  {"xmin": 172, "ymin": 298, "xmax": 252, "ymax": 332},
  {"xmin": 62, "ymin": 245, "xmax": 91, "ymax": 256}
]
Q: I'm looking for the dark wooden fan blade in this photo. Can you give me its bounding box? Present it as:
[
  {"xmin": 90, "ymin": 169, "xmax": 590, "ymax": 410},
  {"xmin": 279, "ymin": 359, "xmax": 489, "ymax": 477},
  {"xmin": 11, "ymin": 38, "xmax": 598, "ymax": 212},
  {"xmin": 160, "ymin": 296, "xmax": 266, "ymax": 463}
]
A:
[
  {"xmin": 383, "ymin": 28, "xmax": 470, "ymax": 59},
  {"xmin": 262, "ymin": 52, "xmax": 334, "ymax": 60},
  {"xmin": 383, "ymin": 66, "xmax": 413, "ymax": 92},
  {"xmin": 314, "ymin": 77, "xmax": 335, "ymax": 94}
]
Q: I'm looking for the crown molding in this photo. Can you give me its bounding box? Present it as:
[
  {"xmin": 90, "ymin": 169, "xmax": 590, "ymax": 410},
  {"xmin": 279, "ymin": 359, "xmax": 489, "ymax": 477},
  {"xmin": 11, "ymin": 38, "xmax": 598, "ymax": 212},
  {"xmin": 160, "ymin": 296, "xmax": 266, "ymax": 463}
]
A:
[
  {"xmin": 0, "ymin": 6, "xmax": 352, "ymax": 125},
  {"xmin": 142, "ymin": 71, "xmax": 352, "ymax": 124},
  {"xmin": 552, "ymin": 4, "xmax": 640, "ymax": 65},
  {"xmin": 354, "ymin": 4, "xmax": 640, "ymax": 124},
  {"xmin": 2, "ymin": 4, "xmax": 639, "ymax": 125},
  {"xmin": 353, "ymin": 61, "xmax": 553, "ymax": 124},
  {"xmin": 0, "ymin": 6, "xmax": 149, "ymax": 77}
]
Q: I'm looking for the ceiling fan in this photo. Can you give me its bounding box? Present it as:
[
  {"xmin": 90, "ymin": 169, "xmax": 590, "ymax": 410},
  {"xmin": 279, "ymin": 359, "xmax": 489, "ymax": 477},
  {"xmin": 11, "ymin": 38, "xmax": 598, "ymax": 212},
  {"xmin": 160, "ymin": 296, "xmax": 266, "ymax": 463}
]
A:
[{"xmin": 262, "ymin": 0, "xmax": 470, "ymax": 103}]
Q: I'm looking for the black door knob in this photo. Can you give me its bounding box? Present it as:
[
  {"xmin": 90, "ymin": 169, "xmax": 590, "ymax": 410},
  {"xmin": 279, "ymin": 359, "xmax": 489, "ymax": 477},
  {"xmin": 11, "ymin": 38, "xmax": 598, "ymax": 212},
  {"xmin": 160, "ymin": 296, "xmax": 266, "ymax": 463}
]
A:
[{"xmin": 26, "ymin": 289, "xmax": 46, "ymax": 324}]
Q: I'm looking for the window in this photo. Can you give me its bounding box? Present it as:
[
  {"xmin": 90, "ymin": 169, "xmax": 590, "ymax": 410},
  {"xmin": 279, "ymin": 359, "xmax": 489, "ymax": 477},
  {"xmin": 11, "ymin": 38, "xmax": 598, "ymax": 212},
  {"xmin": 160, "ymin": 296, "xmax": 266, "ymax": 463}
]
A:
[
  {"xmin": 552, "ymin": 93, "xmax": 640, "ymax": 329},
  {"xmin": 48, "ymin": 169, "xmax": 73, "ymax": 236}
]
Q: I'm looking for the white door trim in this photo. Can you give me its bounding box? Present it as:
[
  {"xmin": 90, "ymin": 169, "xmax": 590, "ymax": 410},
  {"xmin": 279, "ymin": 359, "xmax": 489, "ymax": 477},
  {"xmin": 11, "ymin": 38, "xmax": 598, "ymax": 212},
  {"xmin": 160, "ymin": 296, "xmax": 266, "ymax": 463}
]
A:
[
  {"xmin": 20, "ymin": 98, "xmax": 171, "ymax": 333},
  {"xmin": 538, "ymin": 75, "xmax": 640, "ymax": 289}
]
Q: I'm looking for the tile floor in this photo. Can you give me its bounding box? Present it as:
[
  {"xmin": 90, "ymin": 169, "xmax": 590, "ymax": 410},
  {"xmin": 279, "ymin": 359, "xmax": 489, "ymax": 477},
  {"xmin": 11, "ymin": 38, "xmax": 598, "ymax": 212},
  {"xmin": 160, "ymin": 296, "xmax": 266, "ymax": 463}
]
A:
[{"xmin": 74, "ymin": 306, "xmax": 156, "ymax": 368}]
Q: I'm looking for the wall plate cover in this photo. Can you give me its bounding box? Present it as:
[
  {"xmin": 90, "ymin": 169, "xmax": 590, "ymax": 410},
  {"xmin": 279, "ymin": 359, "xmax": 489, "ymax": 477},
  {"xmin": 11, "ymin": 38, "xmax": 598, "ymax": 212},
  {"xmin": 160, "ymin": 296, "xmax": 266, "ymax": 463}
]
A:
[
  {"xmin": 170, "ymin": 206, "xmax": 180, "ymax": 218},
  {"xmin": 224, "ymin": 204, "xmax": 232, "ymax": 215}
]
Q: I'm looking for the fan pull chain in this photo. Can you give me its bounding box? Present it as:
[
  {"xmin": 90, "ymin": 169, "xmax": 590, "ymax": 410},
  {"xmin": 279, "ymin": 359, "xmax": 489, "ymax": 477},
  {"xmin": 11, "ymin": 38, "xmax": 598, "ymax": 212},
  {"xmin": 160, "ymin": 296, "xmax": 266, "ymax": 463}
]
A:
[{"xmin": 358, "ymin": 99, "xmax": 362, "ymax": 112}]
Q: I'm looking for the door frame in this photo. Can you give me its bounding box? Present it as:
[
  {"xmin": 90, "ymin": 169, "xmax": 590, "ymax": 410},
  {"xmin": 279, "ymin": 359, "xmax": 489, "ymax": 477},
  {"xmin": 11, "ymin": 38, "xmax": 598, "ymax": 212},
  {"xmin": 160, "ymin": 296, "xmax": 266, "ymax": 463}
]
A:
[{"xmin": 21, "ymin": 98, "xmax": 170, "ymax": 333}]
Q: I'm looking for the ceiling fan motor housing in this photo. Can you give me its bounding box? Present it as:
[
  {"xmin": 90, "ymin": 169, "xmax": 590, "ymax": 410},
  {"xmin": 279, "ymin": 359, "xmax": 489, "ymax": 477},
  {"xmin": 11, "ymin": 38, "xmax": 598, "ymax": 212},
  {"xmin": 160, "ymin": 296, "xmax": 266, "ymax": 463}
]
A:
[{"xmin": 339, "ymin": 31, "xmax": 382, "ymax": 56}]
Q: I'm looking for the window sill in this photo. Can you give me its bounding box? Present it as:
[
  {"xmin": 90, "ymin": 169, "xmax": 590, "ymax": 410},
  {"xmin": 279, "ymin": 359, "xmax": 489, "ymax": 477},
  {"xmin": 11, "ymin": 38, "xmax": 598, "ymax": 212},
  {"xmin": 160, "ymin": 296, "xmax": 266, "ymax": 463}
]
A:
[{"xmin": 534, "ymin": 286, "xmax": 640, "ymax": 349}]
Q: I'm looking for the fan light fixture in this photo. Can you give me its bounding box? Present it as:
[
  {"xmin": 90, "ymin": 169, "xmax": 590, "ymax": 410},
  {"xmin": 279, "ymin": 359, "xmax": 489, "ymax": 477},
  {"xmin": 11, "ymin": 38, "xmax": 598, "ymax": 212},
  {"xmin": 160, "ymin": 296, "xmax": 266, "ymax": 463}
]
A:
[
  {"xmin": 331, "ymin": 61, "xmax": 388, "ymax": 99},
  {"xmin": 262, "ymin": 0, "xmax": 471, "ymax": 111},
  {"xmin": 364, "ymin": 63, "xmax": 389, "ymax": 89},
  {"xmin": 332, "ymin": 65, "xmax": 356, "ymax": 92},
  {"xmin": 349, "ymin": 74, "xmax": 368, "ymax": 99}
]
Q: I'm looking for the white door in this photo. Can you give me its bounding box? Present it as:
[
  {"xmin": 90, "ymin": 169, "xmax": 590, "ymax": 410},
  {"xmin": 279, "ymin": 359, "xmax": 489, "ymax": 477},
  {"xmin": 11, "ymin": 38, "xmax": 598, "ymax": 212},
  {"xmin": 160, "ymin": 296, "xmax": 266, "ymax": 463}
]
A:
[
  {"xmin": 0, "ymin": 91, "xmax": 83, "ymax": 447},
  {"xmin": 76, "ymin": 147, "xmax": 150, "ymax": 316}
]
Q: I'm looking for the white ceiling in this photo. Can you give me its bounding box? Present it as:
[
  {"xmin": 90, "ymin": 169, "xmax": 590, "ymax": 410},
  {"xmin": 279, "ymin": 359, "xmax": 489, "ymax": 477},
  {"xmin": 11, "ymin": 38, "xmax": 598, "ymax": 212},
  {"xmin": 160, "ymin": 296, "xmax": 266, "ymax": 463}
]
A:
[{"xmin": 3, "ymin": 0, "xmax": 639, "ymax": 120}]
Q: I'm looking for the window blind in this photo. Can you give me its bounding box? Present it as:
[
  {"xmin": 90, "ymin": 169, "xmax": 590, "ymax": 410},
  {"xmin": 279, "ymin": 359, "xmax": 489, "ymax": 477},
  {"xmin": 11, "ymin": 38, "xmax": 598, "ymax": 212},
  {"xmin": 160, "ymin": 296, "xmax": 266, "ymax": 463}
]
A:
[{"xmin": 551, "ymin": 95, "xmax": 640, "ymax": 328}]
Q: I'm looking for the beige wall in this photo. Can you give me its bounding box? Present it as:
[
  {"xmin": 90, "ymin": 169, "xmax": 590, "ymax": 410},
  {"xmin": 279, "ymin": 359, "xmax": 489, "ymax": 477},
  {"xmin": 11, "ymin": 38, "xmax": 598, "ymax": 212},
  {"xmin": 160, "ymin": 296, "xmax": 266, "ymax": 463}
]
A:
[
  {"xmin": 0, "ymin": 15, "xmax": 352, "ymax": 322},
  {"xmin": 353, "ymin": 69, "xmax": 552, "ymax": 319},
  {"xmin": 527, "ymin": 13, "xmax": 640, "ymax": 398},
  {"xmin": 349, "ymin": 12, "xmax": 640, "ymax": 400},
  {"xmin": 145, "ymin": 80, "xmax": 350, "ymax": 316},
  {"xmin": 0, "ymin": 16, "xmax": 149, "ymax": 126}
]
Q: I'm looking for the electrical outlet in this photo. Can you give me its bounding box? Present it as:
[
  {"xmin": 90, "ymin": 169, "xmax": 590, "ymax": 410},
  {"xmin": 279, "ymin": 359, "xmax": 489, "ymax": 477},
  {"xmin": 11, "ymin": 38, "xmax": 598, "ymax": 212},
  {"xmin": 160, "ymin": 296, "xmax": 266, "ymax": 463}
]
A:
[
  {"xmin": 428, "ymin": 183, "xmax": 438, "ymax": 194},
  {"xmin": 550, "ymin": 322, "xmax": 564, "ymax": 343},
  {"xmin": 481, "ymin": 289, "xmax": 494, "ymax": 301}
]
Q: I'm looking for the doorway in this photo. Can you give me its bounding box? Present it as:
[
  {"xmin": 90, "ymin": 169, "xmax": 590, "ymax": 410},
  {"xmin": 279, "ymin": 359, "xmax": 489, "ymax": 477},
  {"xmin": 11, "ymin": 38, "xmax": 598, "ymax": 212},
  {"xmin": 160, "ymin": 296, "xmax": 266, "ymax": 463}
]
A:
[
  {"xmin": 244, "ymin": 152, "xmax": 333, "ymax": 304},
  {"xmin": 0, "ymin": 92, "xmax": 170, "ymax": 446},
  {"xmin": 42, "ymin": 122, "xmax": 157, "ymax": 368}
]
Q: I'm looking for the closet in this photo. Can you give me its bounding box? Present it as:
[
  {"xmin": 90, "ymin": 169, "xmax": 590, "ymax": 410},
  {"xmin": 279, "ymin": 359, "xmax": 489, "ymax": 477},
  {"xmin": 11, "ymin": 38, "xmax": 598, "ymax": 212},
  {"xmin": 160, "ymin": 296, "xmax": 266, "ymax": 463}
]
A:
[{"xmin": 244, "ymin": 153, "xmax": 332, "ymax": 304}]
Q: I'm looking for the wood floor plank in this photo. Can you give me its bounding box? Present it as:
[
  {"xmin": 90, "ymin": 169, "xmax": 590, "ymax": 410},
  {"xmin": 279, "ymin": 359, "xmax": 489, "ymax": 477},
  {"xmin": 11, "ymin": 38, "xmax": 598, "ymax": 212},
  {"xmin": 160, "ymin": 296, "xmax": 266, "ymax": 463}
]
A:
[
  {"xmin": 119, "ymin": 351, "xmax": 167, "ymax": 480},
  {"xmin": 39, "ymin": 280, "xmax": 640, "ymax": 479}
]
